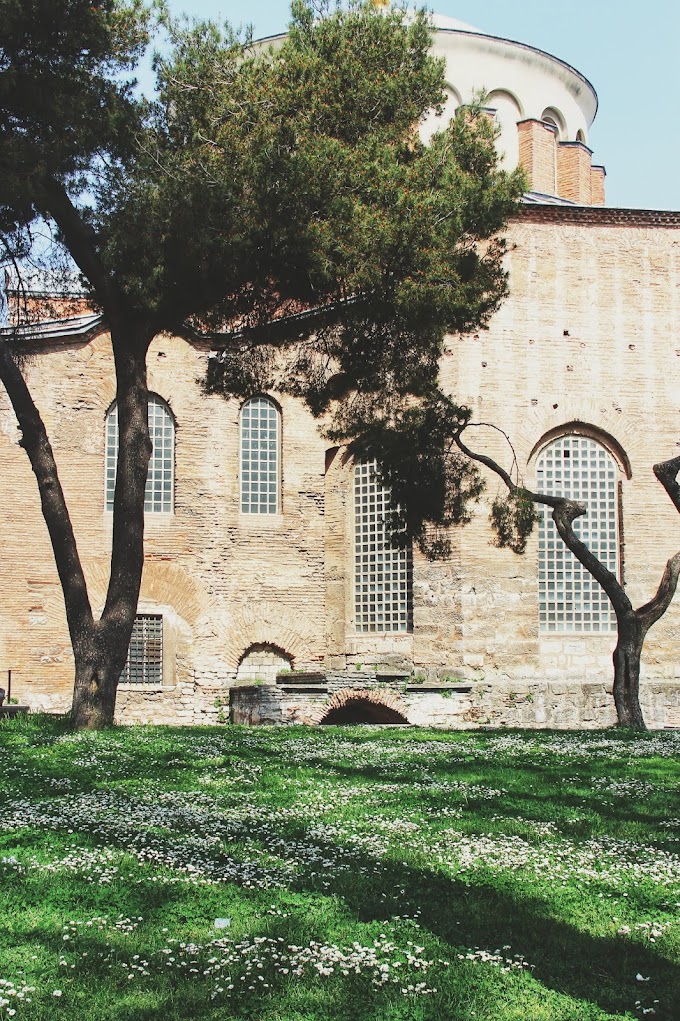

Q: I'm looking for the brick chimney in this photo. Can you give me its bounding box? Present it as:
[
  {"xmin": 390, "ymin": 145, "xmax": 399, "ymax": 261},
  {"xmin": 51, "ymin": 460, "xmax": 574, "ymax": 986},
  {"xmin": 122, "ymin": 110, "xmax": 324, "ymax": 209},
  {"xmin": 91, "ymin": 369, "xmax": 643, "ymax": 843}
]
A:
[
  {"xmin": 517, "ymin": 119, "xmax": 557, "ymax": 195},
  {"xmin": 591, "ymin": 165, "xmax": 606, "ymax": 206},
  {"xmin": 556, "ymin": 141, "xmax": 594, "ymax": 204}
]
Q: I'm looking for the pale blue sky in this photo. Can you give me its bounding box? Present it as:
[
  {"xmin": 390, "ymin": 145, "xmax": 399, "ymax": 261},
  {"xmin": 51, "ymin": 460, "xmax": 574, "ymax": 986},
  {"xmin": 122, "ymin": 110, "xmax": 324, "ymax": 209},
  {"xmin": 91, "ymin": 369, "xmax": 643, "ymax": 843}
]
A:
[{"xmin": 163, "ymin": 1, "xmax": 680, "ymax": 211}]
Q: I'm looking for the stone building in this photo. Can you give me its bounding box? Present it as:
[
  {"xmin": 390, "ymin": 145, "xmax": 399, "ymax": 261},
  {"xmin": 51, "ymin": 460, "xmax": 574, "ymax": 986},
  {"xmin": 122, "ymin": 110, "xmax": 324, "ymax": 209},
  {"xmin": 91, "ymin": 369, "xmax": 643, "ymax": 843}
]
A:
[{"xmin": 2, "ymin": 14, "xmax": 679, "ymax": 728}]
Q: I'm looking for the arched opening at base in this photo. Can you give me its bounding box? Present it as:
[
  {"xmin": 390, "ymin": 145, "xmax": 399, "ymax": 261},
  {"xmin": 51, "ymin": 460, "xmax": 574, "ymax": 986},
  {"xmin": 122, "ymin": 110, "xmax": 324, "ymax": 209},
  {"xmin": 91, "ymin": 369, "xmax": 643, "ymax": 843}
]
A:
[
  {"xmin": 320, "ymin": 698, "xmax": 409, "ymax": 725},
  {"xmin": 236, "ymin": 643, "xmax": 292, "ymax": 684}
]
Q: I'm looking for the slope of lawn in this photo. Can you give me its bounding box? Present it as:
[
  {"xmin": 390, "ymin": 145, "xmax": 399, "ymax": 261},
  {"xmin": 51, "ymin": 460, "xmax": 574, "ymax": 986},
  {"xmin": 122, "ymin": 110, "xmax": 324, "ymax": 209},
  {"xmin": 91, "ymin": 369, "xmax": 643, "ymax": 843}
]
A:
[{"xmin": 1, "ymin": 716, "xmax": 679, "ymax": 1021}]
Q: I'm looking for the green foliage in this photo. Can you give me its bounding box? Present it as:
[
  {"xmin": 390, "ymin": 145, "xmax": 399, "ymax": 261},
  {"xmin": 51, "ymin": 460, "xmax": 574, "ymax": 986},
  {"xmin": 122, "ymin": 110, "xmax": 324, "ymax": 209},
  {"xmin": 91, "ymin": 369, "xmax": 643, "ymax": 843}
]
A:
[
  {"xmin": 490, "ymin": 487, "xmax": 540, "ymax": 554},
  {"xmin": 3, "ymin": 0, "xmax": 524, "ymax": 565},
  {"xmin": 0, "ymin": 0, "xmax": 153, "ymax": 236},
  {"xmin": 337, "ymin": 394, "xmax": 485, "ymax": 558}
]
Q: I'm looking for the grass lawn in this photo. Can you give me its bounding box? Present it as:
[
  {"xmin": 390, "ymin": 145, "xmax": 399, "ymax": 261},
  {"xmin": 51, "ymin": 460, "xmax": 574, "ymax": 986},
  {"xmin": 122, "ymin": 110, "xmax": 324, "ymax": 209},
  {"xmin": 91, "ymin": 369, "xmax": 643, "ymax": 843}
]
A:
[{"xmin": 0, "ymin": 718, "xmax": 679, "ymax": 1021}]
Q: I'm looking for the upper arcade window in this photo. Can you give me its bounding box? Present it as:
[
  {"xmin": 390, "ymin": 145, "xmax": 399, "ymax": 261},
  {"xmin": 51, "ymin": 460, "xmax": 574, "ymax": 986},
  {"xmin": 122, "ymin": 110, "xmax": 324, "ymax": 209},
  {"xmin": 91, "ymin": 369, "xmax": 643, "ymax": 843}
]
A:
[
  {"xmin": 105, "ymin": 395, "xmax": 174, "ymax": 513},
  {"xmin": 354, "ymin": 459, "xmax": 412, "ymax": 633},
  {"xmin": 541, "ymin": 107, "xmax": 566, "ymax": 140},
  {"xmin": 240, "ymin": 397, "xmax": 280, "ymax": 514},
  {"xmin": 536, "ymin": 435, "xmax": 619, "ymax": 632},
  {"xmin": 419, "ymin": 85, "xmax": 461, "ymax": 144}
]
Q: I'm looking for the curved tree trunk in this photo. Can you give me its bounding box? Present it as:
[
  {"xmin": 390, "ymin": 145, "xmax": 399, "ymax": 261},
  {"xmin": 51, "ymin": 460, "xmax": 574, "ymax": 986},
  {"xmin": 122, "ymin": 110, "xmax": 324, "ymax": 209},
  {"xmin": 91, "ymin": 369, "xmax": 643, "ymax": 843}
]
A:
[
  {"xmin": 455, "ymin": 428, "xmax": 680, "ymax": 733},
  {"xmin": 612, "ymin": 617, "xmax": 646, "ymax": 730}
]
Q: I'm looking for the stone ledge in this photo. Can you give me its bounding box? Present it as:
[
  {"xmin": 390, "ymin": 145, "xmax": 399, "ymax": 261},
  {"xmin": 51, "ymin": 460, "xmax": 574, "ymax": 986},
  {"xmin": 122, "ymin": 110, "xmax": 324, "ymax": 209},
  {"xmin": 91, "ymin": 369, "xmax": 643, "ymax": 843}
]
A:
[
  {"xmin": 278, "ymin": 684, "xmax": 330, "ymax": 694},
  {"xmin": 406, "ymin": 684, "xmax": 472, "ymax": 693},
  {"xmin": 0, "ymin": 704, "xmax": 30, "ymax": 717}
]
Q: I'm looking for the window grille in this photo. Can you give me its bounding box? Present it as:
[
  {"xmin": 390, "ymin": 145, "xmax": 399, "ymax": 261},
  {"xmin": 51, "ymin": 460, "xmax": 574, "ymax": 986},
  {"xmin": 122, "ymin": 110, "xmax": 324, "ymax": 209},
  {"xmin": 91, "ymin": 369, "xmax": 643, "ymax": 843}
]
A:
[
  {"xmin": 354, "ymin": 459, "xmax": 412, "ymax": 633},
  {"xmin": 537, "ymin": 436, "xmax": 618, "ymax": 632},
  {"xmin": 119, "ymin": 614, "xmax": 163, "ymax": 685},
  {"xmin": 105, "ymin": 395, "xmax": 174, "ymax": 512},
  {"xmin": 240, "ymin": 397, "xmax": 280, "ymax": 514}
]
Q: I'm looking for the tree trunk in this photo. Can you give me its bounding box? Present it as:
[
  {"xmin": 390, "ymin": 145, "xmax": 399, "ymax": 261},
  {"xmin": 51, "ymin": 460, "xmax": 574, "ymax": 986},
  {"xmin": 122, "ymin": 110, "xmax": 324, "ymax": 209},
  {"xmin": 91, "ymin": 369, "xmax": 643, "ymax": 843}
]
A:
[
  {"xmin": 71, "ymin": 641, "xmax": 121, "ymax": 730},
  {"xmin": 70, "ymin": 323, "xmax": 153, "ymax": 729},
  {"xmin": 454, "ymin": 429, "xmax": 680, "ymax": 733},
  {"xmin": 612, "ymin": 617, "xmax": 647, "ymax": 730}
]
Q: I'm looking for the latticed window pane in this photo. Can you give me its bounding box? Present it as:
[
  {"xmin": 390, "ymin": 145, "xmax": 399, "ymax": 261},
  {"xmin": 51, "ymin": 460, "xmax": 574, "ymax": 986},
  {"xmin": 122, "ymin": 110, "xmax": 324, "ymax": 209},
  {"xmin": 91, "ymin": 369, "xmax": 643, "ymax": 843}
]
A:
[
  {"xmin": 537, "ymin": 437, "xmax": 618, "ymax": 633},
  {"xmin": 354, "ymin": 459, "xmax": 412, "ymax": 633},
  {"xmin": 120, "ymin": 614, "xmax": 163, "ymax": 685},
  {"xmin": 240, "ymin": 397, "xmax": 279, "ymax": 514},
  {"xmin": 105, "ymin": 396, "xmax": 174, "ymax": 513}
]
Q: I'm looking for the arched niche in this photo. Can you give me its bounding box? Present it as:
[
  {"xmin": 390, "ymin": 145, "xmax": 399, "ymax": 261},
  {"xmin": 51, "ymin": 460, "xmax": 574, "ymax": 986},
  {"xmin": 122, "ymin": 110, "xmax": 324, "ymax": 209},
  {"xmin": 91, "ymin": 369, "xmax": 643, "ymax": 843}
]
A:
[
  {"xmin": 320, "ymin": 697, "xmax": 409, "ymax": 725},
  {"xmin": 541, "ymin": 106, "xmax": 566, "ymax": 141},
  {"xmin": 488, "ymin": 89, "xmax": 523, "ymax": 168},
  {"xmin": 236, "ymin": 642, "xmax": 293, "ymax": 684},
  {"xmin": 419, "ymin": 84, "xmax": 462, "ymax": 144}
]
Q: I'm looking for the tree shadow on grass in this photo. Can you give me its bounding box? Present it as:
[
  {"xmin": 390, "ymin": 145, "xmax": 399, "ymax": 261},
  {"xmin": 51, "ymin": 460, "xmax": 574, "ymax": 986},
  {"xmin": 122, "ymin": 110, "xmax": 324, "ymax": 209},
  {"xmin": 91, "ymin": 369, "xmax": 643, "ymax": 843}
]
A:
[{"xmin": 290, "ymin": 833, "xmax": 680, "ymax": 1021}]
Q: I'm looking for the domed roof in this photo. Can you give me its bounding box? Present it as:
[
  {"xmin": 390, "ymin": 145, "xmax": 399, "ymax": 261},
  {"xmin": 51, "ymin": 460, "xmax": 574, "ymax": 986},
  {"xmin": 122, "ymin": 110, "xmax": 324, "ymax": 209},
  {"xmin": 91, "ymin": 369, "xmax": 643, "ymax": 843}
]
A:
[{"xmin": 429, "ymin": 13, "xmax": 483, "ymax": 33}]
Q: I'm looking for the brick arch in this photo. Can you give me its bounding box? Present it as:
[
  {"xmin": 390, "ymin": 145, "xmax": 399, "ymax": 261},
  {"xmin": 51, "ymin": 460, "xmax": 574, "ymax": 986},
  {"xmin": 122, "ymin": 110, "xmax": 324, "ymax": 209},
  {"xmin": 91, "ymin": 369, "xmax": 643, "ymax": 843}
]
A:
[
  {"xmin": 304, "ymin": 688, "xmax": 410, "ymax": 725},
  {"xmin": 236, "ymin": 642, "xmax": 293, "ymax": 683},
  {"xmin": 87, "ymin": 558, "xmax": 209, "ymax": 627},
  {"xmin": 529, "ymin": 420, "xmax": 632, "ymax": 479},
  {"xmin": 510, "ymin": 399, "xmax": 641, "ymax": 474},
  {"xmin": 224, "ymin": 601, "xmax": 319, "ymax": 670}
]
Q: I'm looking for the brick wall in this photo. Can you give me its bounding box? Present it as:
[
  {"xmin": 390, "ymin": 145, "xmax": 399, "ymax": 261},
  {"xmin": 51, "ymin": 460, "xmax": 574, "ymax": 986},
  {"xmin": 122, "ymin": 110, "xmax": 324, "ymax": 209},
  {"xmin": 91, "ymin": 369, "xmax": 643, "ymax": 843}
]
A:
[{"xmin": 1, "ymin": 207, "xmax": 680, "ymax": 726}]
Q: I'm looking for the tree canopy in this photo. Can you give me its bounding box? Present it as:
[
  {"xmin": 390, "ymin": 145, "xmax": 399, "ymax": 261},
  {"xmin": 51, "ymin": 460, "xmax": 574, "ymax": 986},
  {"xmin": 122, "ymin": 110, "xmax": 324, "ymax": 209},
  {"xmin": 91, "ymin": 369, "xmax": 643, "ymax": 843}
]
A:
[{"xmin": 0, "ymin": 0, "xmax": 525, "ymax": 726}]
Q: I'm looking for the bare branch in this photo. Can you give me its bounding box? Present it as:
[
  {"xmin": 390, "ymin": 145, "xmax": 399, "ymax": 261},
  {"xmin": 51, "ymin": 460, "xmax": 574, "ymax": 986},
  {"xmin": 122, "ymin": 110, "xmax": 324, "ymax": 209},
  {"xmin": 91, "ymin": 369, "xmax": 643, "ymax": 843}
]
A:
[
  {"xmin": 653, "ymin": 455, "xmax": 680, "ymax": 513},
  {"xmin": 454, "ymin": 424, "xmax": 633, "ymax": 616},
  {"xmin": 636, "ymin": 552, "xmax": 680, "ymax": 632}
]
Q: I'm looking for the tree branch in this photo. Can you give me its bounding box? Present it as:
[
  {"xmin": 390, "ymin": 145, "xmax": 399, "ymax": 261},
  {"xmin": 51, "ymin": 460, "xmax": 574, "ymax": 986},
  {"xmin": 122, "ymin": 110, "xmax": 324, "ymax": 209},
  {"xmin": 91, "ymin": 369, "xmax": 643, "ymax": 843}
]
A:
[
  {"xmin": 0, "ymin": 344, "xmax": 93, "ymax": 642},
  {"xmin": 653, "ymin": 455, "xmax": 680, "ymax": 513},
  {"xmin": 636, "ymin": 552, "xmax": 680, "ymax": 632},
  {"xmin": 454, "ymin": 425, "xmax": 634, "ymax": 617},
  {"xmin": 37, "ymin": 178, "xmax": 120, "ymax": 316}
]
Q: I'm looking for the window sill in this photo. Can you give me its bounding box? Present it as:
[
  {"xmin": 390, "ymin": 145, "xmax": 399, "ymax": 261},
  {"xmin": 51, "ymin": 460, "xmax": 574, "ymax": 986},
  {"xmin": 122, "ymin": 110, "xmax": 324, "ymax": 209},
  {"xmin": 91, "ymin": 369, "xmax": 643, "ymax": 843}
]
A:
[
  {"xmin": 238, "ymin": 512, "xmax": 284, "ymax": 526},
  {"xmin": 118, "ymin": 684, "xmax": 174, "ymax": 691}
]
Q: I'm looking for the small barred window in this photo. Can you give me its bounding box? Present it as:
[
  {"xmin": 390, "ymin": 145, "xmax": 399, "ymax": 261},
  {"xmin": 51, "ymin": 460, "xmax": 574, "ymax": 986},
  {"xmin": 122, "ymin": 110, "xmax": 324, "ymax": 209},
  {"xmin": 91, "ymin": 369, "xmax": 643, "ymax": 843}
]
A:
[
  {"xmin": 240, "ymin": 397, "xmax": 280, "ymax": 514},
  {"xmin": 354, "ymin": 459, "xmax": 412, "ymax": 633},
  {"xmin": 537, "ymin": 436, "xmax": 619, "ymax": 632},
  {"xmin": 119, "ymin": 614, "xmax": 163, "ymax": 685},
  {"xmin": 105, "ymin": 395, "xmax": 174, "ymax": 513}
]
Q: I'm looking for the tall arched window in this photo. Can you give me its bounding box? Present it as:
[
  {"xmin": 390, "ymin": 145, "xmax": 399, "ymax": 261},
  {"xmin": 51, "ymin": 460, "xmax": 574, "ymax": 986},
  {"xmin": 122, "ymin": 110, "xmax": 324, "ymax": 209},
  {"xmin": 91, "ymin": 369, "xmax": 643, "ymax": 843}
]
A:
[
  {"xmin": 240, "ymin": 397, "xmax": 280, "ymax": 514},
  {"xmin": 105, "ymin": 395, "xmax": 175, "ymax": 513},
  {"xmin": 536, "ymin": 436, "xmax": 619, "ymax": 632},
  {"xmin": 354, "ymin": 459, "xmax": 412, "ymax": 633}
]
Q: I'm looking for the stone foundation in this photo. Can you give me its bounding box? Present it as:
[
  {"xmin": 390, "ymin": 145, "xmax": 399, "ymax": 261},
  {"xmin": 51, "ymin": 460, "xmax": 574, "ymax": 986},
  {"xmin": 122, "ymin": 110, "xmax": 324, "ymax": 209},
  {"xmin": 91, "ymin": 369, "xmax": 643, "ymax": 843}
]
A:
[{"xmin": 227, "ymin": 673, "xmax": 680, "ymax": 730}]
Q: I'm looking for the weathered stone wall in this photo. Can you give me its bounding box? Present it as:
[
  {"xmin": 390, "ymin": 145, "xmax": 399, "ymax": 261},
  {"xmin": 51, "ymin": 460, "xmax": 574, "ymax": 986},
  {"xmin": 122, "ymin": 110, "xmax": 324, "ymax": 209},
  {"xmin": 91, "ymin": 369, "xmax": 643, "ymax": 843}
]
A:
[
  {"xmin": 228, "ymin": 677, "xmax": 680, "ymax": 731},
  {"xmin": 429, "ymin": 209, "xmax": 680, "ymax": 688},
  {"xmin": 1, "ymin": 208, "xmax": 679, "ymax": 727}
]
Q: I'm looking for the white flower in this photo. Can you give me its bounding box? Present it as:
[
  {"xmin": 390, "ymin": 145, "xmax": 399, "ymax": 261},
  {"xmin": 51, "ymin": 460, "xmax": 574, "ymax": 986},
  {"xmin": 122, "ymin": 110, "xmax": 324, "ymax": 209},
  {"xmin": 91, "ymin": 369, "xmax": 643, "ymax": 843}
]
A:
[
  {"xmin": 53, "ymin": 989, "xmax": 63, "ymax": 997},
  {"xmin": 636, "ymin": 973, "xmax": 650, "ymax": 982}
]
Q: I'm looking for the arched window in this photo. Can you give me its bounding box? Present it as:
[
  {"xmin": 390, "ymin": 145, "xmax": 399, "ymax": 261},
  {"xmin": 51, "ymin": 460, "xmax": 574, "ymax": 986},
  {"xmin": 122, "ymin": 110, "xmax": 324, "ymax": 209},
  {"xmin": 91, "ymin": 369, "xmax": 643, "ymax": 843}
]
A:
[
  {"xmin": 105, "ymin": 395, "xmax": 174, "ymax": 513},
  {"xmin": 354, "ymin": 459, "xmax": 412, "ymax": 633},
  {"xmin": 536, "ymin": 436, "xmax": 619, "ymax": 632},
  {"xmin": 487, "ymin": 89, "xmax": 523, "ymax": 167},
  {"xmin": 240, "ymin": 397, "xmax": 280, "ymax": 514},
  {"xmin": 541, "ymin": 106, "xmax": 566, "ymax": 140}
]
